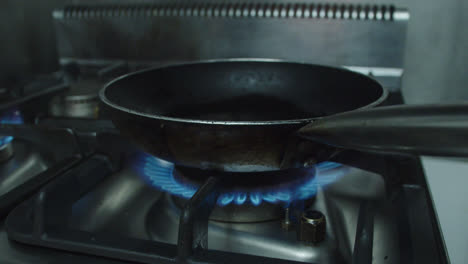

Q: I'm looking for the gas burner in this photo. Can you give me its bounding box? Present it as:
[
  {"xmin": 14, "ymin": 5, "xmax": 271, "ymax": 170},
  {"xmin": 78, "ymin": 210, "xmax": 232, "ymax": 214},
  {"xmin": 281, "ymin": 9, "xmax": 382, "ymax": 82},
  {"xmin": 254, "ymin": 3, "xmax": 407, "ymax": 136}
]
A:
[
  {"xmin": 0, "ymin": 109, "xmax": 23, "ymax": 161},
  {"xmin": 49, "ymin": 79, "xmax": 102, "ymax": 118},
  {"xmin": 47, "ymin": 61, "xmax": 130, "ymax": 119},
  {"xmin": 135, "ymin": 154, "xmax": 349, "ymax": 207},
  {"xmin": 0, "ymin": 109, "xmax": 23, "ymax": 144}
]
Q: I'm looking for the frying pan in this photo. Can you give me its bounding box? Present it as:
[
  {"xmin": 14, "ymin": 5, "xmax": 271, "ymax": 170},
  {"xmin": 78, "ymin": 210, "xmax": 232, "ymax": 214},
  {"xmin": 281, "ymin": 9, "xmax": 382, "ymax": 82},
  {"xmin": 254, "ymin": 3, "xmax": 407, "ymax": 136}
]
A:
[{"xmin": 99, "ymin": 59, "xmax": 468, "ymax": 174}]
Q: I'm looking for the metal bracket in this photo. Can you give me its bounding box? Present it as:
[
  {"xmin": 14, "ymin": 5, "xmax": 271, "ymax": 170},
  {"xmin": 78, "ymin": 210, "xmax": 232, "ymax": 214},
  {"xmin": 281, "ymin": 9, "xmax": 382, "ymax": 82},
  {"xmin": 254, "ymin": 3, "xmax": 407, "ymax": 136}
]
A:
[{"xmin": 177, "ymin": 177, "xmax": 219, "ymax": 260}]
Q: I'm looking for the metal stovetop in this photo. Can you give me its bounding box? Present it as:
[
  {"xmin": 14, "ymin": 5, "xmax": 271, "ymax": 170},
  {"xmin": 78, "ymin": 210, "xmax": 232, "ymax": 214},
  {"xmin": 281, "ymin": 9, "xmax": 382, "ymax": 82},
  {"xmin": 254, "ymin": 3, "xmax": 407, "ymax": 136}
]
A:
[{"xmin": 0, "ymin": 146, "xmax": 449, "ymax": 264}]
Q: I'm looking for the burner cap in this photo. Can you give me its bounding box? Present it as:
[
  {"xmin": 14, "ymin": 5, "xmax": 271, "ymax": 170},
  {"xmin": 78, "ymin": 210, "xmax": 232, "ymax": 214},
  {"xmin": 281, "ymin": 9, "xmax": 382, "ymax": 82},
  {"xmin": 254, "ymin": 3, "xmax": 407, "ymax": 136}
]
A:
[
  {"xmin": 173, "ymin": 165, "xmax": 315, "ymax": 193},
  {"xmin": 49, "ymin": 79, "xmax": 102, "ymax": 118}
]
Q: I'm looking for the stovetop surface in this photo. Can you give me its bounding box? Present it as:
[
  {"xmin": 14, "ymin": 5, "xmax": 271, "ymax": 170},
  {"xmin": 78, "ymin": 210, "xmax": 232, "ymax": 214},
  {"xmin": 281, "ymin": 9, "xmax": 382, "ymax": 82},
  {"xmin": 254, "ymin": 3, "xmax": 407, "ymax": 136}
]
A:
[
  {"xmin": 0, "ymin": 62, "xmax": 449, "ymax": 264},
  {"xmin": 0, "ymin": 223, "xmax": 131, "ymax": 264},
  {"xmin": 1, "ymin": 152, "xmax": 447, "ymax": 264}
]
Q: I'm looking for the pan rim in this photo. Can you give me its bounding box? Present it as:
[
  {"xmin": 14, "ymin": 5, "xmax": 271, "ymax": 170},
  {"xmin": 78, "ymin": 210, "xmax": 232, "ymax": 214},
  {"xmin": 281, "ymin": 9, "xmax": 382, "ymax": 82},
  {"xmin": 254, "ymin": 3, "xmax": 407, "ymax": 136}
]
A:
[{"xmin": 99, "ymin": 58, "xmax": 389, "ymax": 125}]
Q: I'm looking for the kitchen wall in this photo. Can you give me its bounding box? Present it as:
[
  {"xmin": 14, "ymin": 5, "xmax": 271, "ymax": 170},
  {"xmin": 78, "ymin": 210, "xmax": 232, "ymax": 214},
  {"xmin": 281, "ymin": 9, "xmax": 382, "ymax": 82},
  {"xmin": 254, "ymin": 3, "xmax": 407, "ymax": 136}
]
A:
[
  {"xmin": 402, "ymin": 0, "xmax": 468, "ymax": 103},
  {"xmin": 0, "ymin": 0, "xmax": 64, "ymax": 81},
  {"xmin": 1, "ymin": 0, "xmax": 467, "ymax": 104}
]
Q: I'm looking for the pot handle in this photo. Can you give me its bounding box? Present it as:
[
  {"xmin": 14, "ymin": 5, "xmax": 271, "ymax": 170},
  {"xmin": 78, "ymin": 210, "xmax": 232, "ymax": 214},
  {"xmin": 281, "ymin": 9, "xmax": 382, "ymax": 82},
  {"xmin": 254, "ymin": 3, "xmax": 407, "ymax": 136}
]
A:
[{"xmin": 298, "ymin": 103, "xmax": 468, "ymax": 157}]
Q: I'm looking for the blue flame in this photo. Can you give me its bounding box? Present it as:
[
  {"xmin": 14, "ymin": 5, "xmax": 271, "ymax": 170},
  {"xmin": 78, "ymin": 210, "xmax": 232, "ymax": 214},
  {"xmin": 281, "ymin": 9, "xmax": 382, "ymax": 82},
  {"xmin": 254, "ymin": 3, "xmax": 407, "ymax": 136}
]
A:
[
  {"xmin": 135, "ymin": 154, "xmax": 348, "ymax": 207},
  {"xmin": 0, "ymin": 109, "xmax": 23, "ymax": 146}
]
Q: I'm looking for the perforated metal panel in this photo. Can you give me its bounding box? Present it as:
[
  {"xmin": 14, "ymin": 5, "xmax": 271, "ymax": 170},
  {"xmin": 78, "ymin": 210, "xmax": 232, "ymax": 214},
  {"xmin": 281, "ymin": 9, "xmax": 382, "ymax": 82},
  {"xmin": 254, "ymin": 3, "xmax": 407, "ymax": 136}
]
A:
[{"xmin": 53, "ymin": 1, "xmax": 408, "ymax": 71}]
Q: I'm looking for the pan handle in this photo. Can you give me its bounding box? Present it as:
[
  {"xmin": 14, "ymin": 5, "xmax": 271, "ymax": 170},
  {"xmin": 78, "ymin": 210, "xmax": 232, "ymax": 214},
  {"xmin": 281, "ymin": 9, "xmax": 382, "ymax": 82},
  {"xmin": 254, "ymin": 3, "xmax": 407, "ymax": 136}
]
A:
[{"xmin": 298, "ymin": 104, "xmax": 468, "ymax": 157}]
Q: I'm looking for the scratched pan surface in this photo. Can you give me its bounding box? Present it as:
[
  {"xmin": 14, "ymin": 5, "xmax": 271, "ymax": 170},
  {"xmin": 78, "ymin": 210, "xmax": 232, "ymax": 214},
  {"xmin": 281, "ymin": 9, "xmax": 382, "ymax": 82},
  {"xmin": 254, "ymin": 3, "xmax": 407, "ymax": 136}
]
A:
[{"xmin": 99, "ymin": 59, "xmax": 386, "ymax": 175}]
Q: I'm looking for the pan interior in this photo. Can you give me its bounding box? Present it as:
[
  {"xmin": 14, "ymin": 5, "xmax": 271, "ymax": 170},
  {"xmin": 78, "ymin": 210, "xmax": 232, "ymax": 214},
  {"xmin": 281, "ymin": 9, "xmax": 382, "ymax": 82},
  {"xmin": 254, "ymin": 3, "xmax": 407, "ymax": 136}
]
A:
[{"xmin": 103, "ymin": 61, "xmax": 384, "ymax": 123}]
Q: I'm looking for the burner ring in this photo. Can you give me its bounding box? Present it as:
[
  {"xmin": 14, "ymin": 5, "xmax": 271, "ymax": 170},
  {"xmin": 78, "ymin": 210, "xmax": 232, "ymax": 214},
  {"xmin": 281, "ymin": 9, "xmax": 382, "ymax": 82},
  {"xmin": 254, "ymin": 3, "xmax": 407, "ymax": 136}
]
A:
[{"xmin": 135, "ymin": 154, "xmax": 348, "ymax": 207}]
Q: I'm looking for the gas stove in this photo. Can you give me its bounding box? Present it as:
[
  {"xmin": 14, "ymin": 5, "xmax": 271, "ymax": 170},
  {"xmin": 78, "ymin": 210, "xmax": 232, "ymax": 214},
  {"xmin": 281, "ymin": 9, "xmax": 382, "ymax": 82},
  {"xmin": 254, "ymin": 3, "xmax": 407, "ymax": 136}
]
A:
[
  {"xmin": 0, "ymin": 61, "xmax": 448, "ymax": 264},
  {"xmin": 0, "ymin": 137, "xmax": 450, "ymax": 264},
  {"xmin": 0, "ymin": 1, "xmax": 450, "ymax": 263}
]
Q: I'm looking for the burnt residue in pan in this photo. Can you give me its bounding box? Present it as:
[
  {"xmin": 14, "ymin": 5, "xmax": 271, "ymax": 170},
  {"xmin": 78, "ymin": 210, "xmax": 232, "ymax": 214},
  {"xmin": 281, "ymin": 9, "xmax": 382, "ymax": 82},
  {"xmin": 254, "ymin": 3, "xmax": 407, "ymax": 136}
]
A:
[{"xmin": 166, "ymin": 94, "xmax": 323, "ymax": 121}]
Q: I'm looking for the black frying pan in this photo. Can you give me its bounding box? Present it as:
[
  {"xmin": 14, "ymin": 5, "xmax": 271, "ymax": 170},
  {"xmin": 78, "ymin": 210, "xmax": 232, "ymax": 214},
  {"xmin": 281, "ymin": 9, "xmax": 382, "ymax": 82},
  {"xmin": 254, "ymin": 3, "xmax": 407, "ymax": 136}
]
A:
[{"xmin": 100, "ymin": 59, "xmax": 468, "ymax": 173}]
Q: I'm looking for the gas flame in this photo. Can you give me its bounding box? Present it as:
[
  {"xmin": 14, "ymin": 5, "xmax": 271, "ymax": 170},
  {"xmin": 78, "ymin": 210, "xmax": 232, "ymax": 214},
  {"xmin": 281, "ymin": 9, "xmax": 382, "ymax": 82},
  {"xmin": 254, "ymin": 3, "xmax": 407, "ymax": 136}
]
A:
[
  {"xmin": 0, "ymin": 109, "xmax": 23, "ymax": 146},
  {"xmin": 135, "ymin": 153, "xmax": 348, "ymax": 206}
]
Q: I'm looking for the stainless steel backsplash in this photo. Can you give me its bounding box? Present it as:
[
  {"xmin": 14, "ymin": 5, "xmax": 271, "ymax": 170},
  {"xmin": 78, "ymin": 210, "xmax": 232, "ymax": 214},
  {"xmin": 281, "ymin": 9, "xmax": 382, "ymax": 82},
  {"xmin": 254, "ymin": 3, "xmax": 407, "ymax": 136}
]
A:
[{"xmin": 0, "ymin": 0, "xmax": 411, "ymax": 93}]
